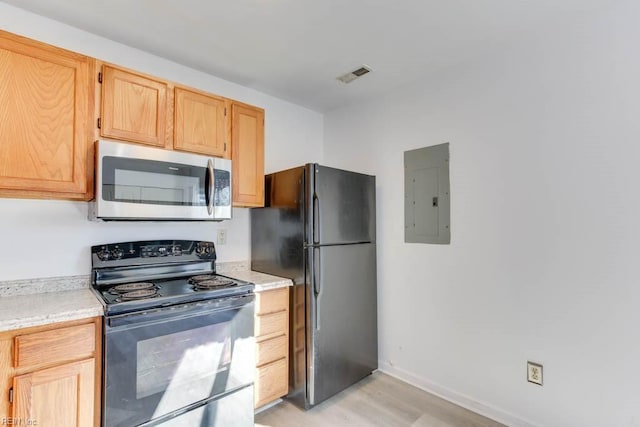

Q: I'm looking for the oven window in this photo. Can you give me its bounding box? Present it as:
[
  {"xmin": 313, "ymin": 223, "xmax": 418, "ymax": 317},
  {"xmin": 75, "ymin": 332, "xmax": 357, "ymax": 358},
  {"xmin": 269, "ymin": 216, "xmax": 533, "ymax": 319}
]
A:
[
  {"xmin": 136, "ymin": 323, "xmax": 231, "ymax": 400},
  {"xmin": 102, "ymin": 156, "xmax": 206, "ymax": 206}
]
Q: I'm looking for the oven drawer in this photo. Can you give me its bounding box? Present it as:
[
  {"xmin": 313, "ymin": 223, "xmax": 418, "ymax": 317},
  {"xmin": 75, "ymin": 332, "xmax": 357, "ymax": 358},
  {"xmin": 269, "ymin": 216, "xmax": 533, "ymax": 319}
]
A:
[
  {"xmin": 255, "ymin": 310, "xmax": 287, "ymax": 339},
  {"xmin": 256, "ymin": 334, "xmax": 287, "ymax": 366},
  {"xmin": 255, "ymin": 287, "xmax": 288, "ymax": 315},
  {"xmin": 14, "ymin": 323, "xmax": 95, "ymax": 368},
  {"xmin": 255, "ymin": 357, "xmax": 288, "ymax": 408}
]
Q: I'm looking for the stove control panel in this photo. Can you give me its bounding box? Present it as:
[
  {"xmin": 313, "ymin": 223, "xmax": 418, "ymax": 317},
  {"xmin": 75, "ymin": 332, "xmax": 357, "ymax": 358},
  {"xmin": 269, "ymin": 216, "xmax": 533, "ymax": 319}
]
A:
[
  {"xmin": 141, "ymin": 244, "xmax": 183, "ymax": 258},
  {"xmin": 92, "ymin": 240, "xmax": 217, "ymax": 266}
]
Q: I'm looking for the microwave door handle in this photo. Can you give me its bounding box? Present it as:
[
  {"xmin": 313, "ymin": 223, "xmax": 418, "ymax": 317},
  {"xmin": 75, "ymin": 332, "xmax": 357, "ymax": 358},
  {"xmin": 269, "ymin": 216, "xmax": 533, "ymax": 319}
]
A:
[{"xmin": 206, "ymin": 159, "xmax": 214, "ymax": 215}]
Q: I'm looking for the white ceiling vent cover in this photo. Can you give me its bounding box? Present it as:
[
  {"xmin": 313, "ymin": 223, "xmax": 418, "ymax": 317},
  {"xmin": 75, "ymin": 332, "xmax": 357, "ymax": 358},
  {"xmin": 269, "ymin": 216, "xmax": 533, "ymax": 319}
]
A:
[{"xmin": 336, "ymin": 65, "xmax": 372, "ymax": 84}]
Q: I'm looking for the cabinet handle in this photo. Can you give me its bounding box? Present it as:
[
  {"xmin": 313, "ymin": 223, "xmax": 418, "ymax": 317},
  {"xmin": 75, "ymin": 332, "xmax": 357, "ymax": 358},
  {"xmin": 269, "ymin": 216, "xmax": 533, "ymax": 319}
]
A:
[{"xmin": 9, "ymin": 387, "xmax": 13, "ymax": 404}]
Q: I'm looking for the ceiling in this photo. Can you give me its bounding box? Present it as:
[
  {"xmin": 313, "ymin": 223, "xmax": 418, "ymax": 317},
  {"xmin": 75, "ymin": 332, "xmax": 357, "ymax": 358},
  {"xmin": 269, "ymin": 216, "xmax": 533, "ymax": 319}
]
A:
[{"xmin": 2, "ymin": 0, "xmax": 612, "ymax": 112}]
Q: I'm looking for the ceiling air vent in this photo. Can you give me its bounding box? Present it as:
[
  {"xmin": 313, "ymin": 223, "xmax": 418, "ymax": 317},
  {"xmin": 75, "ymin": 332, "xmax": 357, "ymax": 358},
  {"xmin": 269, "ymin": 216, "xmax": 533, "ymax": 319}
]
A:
[{"xmin": 336, "ymin": 65, "xmax": 372, "ymax": 84}]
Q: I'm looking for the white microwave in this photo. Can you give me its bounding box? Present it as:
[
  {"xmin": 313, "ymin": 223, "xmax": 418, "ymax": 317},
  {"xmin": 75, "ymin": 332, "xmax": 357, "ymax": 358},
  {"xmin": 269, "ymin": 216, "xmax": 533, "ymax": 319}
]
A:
[{"xmin": 90, "ymin": 140, "xmax": 232, "ymax": 221}]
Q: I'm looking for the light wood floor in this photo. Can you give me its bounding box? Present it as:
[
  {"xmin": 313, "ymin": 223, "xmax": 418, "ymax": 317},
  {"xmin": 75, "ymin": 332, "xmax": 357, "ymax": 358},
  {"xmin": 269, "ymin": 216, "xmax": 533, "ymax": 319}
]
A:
[{"xmin": 255, "ymin": 372, "xmax": 505, "ymax": 427}]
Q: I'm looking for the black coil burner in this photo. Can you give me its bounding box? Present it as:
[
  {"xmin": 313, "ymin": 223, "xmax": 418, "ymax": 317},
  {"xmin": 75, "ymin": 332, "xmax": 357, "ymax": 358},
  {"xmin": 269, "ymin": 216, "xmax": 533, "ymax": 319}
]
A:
[
  {"xmin": 110, "ymin": 282, "xmax": 156, "ymax": 293},
  {"xmin": 189, "ymin": 275, "xmax": 237, "ymax": 290},
  {"xmin": 118, "ymin": 289, "xmax": 159, "ymax": 301},
  {"xmin": 109, "ymin": 282, "xmax": 159, "ymax": 301}
]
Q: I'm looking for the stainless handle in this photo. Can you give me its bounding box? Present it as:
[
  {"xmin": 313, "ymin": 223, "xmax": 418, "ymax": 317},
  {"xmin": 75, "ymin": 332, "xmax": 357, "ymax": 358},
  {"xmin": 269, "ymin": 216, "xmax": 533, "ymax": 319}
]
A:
[
  {"xmin": 313, "ymin": 193, "xmax": 320, "ymax": 244},
  {"xmin": 313, "ymin": 247, "xmax": 321, "ymax": 297},
  {"xmin": 206, "ymin": 159, "xmax": 214, "ymax": 215},
  {"xmin": 312, "ymin": 246, "xmax": 321, "ymax": 330}
]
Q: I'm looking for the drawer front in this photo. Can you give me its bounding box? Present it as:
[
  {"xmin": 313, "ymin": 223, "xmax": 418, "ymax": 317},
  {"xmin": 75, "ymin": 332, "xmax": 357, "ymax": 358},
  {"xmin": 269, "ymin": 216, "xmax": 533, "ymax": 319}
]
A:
[
  {"xmin": 256, "ymin": 334, "xmax": 288, "ymax": 367},
  {"xmin": 255, "ymin": 310, "xmax": 288, "ymax": 339},
  {"xmin": 255, "ymin": 288, "xmax": 288, "ymax": 315},
  {"xmin": 255, "ymin": 357, "xmax": 288, "ymax": 408},
  {"xmin": 14, "ymin": 323, "xmax": 95, "ymax": 368}
]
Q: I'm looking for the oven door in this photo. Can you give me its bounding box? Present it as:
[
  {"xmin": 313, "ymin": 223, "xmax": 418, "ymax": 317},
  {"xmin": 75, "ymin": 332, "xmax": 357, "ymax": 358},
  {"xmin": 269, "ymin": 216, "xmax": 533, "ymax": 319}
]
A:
[
  {"xmin": 103, "ymin": 295, "xmax": 254, "ymax": 427},
  {"xmin": 93, "ymin": 139, "xmax": 232, "ymax": 220}
]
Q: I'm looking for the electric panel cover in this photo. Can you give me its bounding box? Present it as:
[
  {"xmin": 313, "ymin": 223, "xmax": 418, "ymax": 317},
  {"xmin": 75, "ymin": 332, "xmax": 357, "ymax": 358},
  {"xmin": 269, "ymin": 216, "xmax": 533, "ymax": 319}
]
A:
[{"xmin": 404, "ymin": 143, "xmax": 450, "ymax": 244}]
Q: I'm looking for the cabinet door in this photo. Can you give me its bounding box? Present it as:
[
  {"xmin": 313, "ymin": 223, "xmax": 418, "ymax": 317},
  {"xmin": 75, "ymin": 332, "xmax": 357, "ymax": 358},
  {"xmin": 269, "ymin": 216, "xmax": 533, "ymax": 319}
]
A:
[
  {"xmin": 231, "ymin": 102, "xmax": 264, "ymax": 207},
  {"xmin": 100, "ymin": 65, "xmax": 167, "ymax": 147},
  {"xmin": 174, "ymin": 87, "xmax": 229, "ymax": 158},
  {"xmin": 13, "ymin": 358, "xmax": 95, "ymax": 427},
  {"xmin": 0, "ymin": 30, "xmax": 94, "ymax": 199}
]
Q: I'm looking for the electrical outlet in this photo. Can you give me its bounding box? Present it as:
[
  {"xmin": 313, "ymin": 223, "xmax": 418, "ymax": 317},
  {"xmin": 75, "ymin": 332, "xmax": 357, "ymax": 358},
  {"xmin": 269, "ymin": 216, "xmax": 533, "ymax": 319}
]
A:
[
  {"xmin": 527, "ymin": 361, "xmax": 543, "ymax": 386},
  {"xmin": 217, "ymin": 229, "xmax": 227, "ymax": 245}
]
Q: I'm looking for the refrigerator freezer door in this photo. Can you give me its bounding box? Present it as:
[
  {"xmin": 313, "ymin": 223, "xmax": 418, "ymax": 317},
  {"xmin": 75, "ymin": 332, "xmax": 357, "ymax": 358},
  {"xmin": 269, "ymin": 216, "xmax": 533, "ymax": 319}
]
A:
[
  {"xmin": 308, "ymin": 242, "xmax": 378, "ymax": 406},
  {"xmin": 312, "ymin": 165, "xmax": 376, "ymax": 245}
]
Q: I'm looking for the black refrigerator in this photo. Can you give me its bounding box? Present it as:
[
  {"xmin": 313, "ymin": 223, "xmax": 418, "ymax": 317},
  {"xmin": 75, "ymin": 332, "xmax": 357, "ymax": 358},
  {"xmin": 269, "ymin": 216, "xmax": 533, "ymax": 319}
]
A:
[{"xmin": 251, "ymin": 163, "xmax": 378, "ymax": 409}]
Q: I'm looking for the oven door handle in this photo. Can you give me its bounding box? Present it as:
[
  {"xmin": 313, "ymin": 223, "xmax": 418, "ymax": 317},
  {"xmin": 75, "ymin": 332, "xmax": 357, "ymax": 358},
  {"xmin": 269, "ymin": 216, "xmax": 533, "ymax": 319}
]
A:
[
  {"xmin": 206, "ymin": 159, "xmax": 214, "ymax": 216},
  {"xmin": 106, "ymin": 295, "xmax": 254, "ymax": 330}
]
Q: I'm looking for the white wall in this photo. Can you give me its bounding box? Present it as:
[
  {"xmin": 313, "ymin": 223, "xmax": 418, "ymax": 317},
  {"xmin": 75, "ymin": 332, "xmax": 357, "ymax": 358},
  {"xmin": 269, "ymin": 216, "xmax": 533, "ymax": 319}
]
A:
[
  {"xmin": 324, "ymin": 1, "xmax": 640, "ymax": 426},
  {"xmin": 0, "ymin": 3, "xmax": 323, "ymax": 281}
]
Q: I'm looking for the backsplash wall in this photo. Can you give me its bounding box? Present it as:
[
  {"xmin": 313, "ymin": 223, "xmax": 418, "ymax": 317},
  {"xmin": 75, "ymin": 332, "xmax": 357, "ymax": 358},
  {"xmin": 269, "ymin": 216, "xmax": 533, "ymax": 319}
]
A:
[
  {"xmin": 0, "ymin": 3, "xmax": 323, "ymax": 281},
  {"xmin": 0, "ymin": 200, "xmax": 250, "ymax": 281}
]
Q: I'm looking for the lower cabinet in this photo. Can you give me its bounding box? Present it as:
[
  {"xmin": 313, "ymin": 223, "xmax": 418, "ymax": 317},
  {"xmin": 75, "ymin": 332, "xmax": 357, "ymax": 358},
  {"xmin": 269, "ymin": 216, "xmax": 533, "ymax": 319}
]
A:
[
  {"xmin": 13, "ymin": 359, "xmax": 95, "ymax": 426},
  {"xmin": 0, "ymin": 317, "xmax": 102, "ymax": 427},
  {"xmin": 254, "ymin": 287, "xmax": 289, "ymax": 408}
]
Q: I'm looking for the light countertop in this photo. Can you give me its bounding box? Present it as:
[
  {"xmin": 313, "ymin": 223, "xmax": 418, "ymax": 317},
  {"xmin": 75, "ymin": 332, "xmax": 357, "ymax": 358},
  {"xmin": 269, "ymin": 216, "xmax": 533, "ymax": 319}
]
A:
[
  {"xmin": 0, "ymin": 288, "xmax": 104, "ymax": 333},
  {"xmin": 221, "ymin": 270, "xmax": 293, "ymax": 292}
]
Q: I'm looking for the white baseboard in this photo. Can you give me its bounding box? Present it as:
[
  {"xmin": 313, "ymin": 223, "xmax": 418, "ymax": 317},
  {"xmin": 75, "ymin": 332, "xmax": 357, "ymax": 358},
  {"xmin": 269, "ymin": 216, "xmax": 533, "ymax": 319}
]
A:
[{"xmin": 378, "ymin": 361, "xmax": 536, "ymax": 427}]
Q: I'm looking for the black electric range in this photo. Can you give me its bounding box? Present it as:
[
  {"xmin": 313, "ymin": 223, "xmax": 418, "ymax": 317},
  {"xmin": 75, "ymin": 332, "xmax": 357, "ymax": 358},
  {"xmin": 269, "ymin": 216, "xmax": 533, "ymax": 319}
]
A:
[{"xmin": 91, "ymin": 239, "xmax": 256, "ymax": 427}]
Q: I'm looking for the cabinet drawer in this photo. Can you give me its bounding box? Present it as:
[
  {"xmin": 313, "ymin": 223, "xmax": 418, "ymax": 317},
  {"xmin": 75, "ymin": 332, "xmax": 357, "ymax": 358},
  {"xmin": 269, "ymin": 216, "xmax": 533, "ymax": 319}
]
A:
[
  {"xmin": 14, "ymin": 323, "xmax": 95, "ymax": 368},
  {"xmin": 256, "ymin": 334, "xmax": 288, "ymax": 367},
  {"xmin": 255, "ymin": 288, "xmax": 288, "ymax": 315},
  {"xmin": 255, "ymin": 357, "xmax": 288, "ymax": 408},
  {"xmin": 255, "ymin": 310, "xmax": 287, "ymax": 339}
]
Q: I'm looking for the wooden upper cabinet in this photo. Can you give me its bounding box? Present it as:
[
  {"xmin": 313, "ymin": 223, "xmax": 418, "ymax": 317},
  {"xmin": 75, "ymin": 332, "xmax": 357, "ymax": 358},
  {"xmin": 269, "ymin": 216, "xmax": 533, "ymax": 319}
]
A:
[
  {"xmin": 232, "ymin": 102, "xmax": 265, "ymax": 207},
  {"xmin": 0, "ymin": 30, "xmax": 94, "ymax": 200},
  {"xmin": 100, "ymin": 64, "xmax": 168, "ymax": 148},
  {"xmin": 174, "ymin": 87, "xmax": 230, "ymax": 158}
]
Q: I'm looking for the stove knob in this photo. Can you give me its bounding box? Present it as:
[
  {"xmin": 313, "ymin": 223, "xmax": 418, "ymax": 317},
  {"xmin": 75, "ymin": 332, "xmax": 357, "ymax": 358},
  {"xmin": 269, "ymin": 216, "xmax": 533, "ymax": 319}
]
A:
[
  {"xmin": 110, "ymin": 248, "xmax": 124, "ymax": 260},
  {"xmin": 97, "ymin": 249, "xmax": 110, "ymax": 261}
]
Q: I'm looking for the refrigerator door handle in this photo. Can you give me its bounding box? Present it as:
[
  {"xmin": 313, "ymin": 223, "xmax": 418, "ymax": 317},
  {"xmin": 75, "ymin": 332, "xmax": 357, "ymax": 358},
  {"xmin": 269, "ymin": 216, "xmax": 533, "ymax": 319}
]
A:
[
  {"xmin": 313, "ymin": 246, "xmax": 321, "ymax": 330},
  {"xmin": 313, "ymin": 193, "xmax": 320, "ymax": 245}
]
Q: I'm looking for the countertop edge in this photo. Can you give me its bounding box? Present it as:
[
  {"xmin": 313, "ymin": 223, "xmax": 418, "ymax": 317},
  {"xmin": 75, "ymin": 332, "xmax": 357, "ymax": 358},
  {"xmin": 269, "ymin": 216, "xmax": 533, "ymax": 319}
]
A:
[{"xmin": 0, "ymin": 306, "xmax": 104, "ymax": 333}]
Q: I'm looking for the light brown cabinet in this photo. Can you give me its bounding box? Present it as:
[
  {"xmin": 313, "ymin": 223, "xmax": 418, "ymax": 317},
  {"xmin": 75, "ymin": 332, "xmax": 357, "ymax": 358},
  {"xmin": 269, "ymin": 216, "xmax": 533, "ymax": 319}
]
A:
[
  {"xmin": 232, "ymin": 102, "xmax": 265, "ymax": 207},
  {"xmin": 0, "ymin": 30, "xmax": 95, "ymax": 200},
  {"xmin": 174, "ymin": 87, "xmax": 230, "ymax": 158},
  {"xmin": 13, "ymin": 359, "xmax": 95, "ymax": 427},
  {"xmin": 100, "ymin": 64, "xmax": 168, "ymax": 148},
  {"xmin": 0, "ymin": 317, "xmax": 102, "ymax": 427},
  {"xmin": 99, "ymin": 65, "xmax": 234, "ymax": 158},
  {"xmin": 254, "ymin": 287, "xmax": 289, "ymax": 408}
]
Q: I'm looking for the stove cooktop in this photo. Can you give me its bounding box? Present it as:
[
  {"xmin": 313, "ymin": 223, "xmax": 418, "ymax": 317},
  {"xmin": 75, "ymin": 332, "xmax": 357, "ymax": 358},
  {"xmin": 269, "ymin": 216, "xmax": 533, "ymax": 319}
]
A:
[
  {"xmin": 96, "ymin": 274, "xmax": 253, "ymax": 315},
  {"xmin": 91, "ymin": 240, "xmax": 254, "ymax": 316}
]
